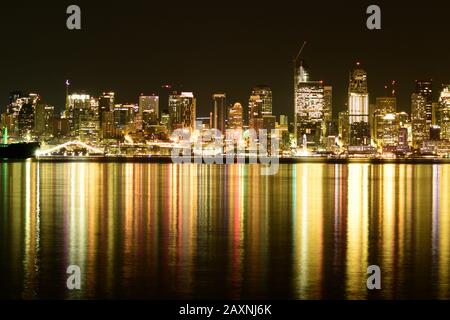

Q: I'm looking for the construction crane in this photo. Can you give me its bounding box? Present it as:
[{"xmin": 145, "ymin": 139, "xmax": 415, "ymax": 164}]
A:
[{"xmin": 294, "ymin": 41, "xmax": 307, "ymax": 64}]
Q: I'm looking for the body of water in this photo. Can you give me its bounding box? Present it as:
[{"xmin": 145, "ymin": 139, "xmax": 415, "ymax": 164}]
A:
[{"xmin": 0, "ymin": 161, "xmax": 449, "ymax": 299}]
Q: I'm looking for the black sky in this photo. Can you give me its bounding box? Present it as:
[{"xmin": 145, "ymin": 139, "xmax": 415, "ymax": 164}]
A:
[{"xmin": 0, "ymin": 0, "xmax": 449, "ymax": 119}]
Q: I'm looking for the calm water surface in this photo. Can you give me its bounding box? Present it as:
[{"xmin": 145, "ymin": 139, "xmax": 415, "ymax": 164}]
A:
[{"xmin": 0, "ymin": 161, "xmax": 449, "ymax": 299}]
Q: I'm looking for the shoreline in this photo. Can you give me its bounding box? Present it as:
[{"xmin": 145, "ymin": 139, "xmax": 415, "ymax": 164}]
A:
[{"xmin": 1, "ymin": 156, "xmax": 449, "ymax": 164}]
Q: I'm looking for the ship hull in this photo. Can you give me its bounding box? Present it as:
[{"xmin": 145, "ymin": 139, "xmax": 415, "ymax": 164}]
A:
[{"xmin": 0, "ymin": 143, "xmax": 40, "ymax": 159}]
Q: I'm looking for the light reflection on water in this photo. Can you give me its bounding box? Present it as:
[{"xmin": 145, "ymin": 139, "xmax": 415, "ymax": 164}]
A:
[{"xmin": 0, "ymin": 162, "xmax": 449, "ymax": 299}]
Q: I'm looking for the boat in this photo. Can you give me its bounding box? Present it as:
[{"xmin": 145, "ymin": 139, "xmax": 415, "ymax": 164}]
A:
[
  {"xmin": 0, "ymin": 127, "xmax": 40, "ymax": 159},
  {"xmin": 0, "ymin": 142, "xmax": 40, "ymax": 159}
]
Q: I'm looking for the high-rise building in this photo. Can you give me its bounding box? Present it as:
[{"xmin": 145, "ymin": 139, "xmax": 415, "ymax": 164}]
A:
[
  {"xmin": 248, "ymin": 95, "xmax": 262, "ymax": 131},
  {"xmin": 18, "ymin": 103, "xmax": 35, "ymax": 139},
  {"xmin": 323, "ymin": 85, "xmax": 333, "ymax": 133},
  {"xmin": 139, "ymin": 95, "xmax": 159, "ymax": 116},
  {"xmin": 66, "ymin": 93, "xmax": 91, "ymax": 135},
  {"xmin": 295, "ymin": 80, "xmax": 326, "ymax": 148},
  {"xmin": 227, "ymin": 102, "xmax": 243, "ymax": 131},
  {"xmin": 251, "ymin": 86, "xmax": 272, "ymax": 116},
  {"xmin": 374, "ymin": 96, "xmax": 397, "ymax": 147},
  {"xmin": 168, "ymin": 92, "xmax": 196, "ymax": 133},
  {"xmin": 99, "ymin": 92, "xmax": 115, "ymax": 139},
  {"xmin": 438, "ymin": 85, "xmax": 450, "ymax": 141},
  {"xmin": 348, "ymin": 63, "xmax": 370, "ymax": 146},
  {"xmin": 415, "ymin": 80, "xmax": 433, "ymax": 136},
  {"xmin": 380, "ymin": 113, "xmax": 399, "ymax": 151},
  {"xmin": 212, "ymin": 93, "xmax": 226, "ymax": 134},
  {"xmin": 139, "ymin": 95, "xmax": 159, "ymax": 127},
  {"xmin": 99, "ymin": 92, "xmax": 115, "ymax": 113},
  {"xmin": 35, "ymin": 102, "xmax": 55, "ymax": 137},
  {"xmin": 411, "ymin": 93, "xmax": 427, "ymax": 149}
]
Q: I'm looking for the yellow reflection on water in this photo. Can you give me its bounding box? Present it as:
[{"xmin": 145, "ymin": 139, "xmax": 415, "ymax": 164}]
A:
[{"xmin": 346, "ymin": 164, "xmax": 369, "ymax": 299}]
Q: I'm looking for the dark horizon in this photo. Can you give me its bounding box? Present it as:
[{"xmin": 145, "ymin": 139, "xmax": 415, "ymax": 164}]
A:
[{"xmin": 1, "ymin": 0, "xmax": 449, "ymax": 119}]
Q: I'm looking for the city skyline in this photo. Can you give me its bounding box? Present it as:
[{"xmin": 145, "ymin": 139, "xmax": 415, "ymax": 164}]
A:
[{"xmin": 1, "ymin": 1, "xmax": 449, "ymax": 117}]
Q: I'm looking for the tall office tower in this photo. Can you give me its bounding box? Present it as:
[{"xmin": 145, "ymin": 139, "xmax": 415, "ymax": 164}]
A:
[
  {"xmin": 415, "ymin": 80, "xmax": 433, "ymax": 136},
  {"xmin": 35, "ymin": 102, "xmax": 55, "ymax": 137},
  {"xmin": 66, "ymin": 93, "xmax": 91, "ymax": 135},
  {"xmin": 323, "ymin": 85, "xmax": 333, "ymax": 132},
  {"xmin": 228, "ymin": 102, "xmax": 243, "ymax": 131},
  {"xmin": 99, "ymin": 92, "xmax": 115, "ymax": 113},
  {"xmin": 139, "ymin": 94, "xmax": 159, "ymax": 127},
  {"xmin": 168, "ymin": 92, "xmax": 196, "ymax": 133},
  {"xmin": 212, "ymin": 93, "xmax": 226, "ymax": 134},
  {"xmin": 18, "ymin": 103, "xmax": 35, "ymax": 139},
  {"xmin": 373, "ymin": 96, "xmax": 397, "ymax": 147},
  {"xmin": 411, "ymin": 93, "xmax": 428, "ymax": 149},
  {"xmin": 295, "ymin": 79, "xmax": 325, "ymax": 148},
  {"xmin": 251, "ymin": 86, "xmax": 272, "ymax": 115},
  {"xmin": 380, "ymin": 113, "xmax": 399, "ymax": 150},
  {"xmin": 159, "ymin": 84, "xmax": 173, "ymax": 119},
  {"xmin": 348, "ymin": 63, "xmax": 370, "ymax": 146},
  {"xmin": 293, "ymin": 53, "xmax": 328, "ymax": 148},
  {"xmin": 99, "ymin": 92, "xmax": 115, "ymax": 138},
  {"xmin": 248, "ymin": 95, "xmax": 262, "ymax": 130},
  {"xmin": 5, "ymin": 92, "xmax": 39, "ymax": 137},
  {"xmin": 113, "ymin": 104, "xmax": 135, "ymax": 136},
  {"xmin": 438, "ymin": 85, "xmax": 450, "ymax": 140}
]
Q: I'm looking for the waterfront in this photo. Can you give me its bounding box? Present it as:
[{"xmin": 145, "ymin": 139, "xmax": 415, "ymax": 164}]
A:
[{"xmin": 1, "ymin": 161, "xmax": 450, "ymax": 299}]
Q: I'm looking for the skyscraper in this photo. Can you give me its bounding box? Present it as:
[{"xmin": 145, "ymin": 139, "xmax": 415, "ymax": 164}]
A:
[
  {"xmin": 18, "ymin": 103, "xmax": 35, "ymax": 139},
  {"xmin": 248, "ymin": 95, "xmax": 262, "ymax": 131},
  {"xmin": 348, "ymin": 63, "xmax": 370, "ymax": 146},
  {"xmin": 228, "ymin": 102, "xmax": 243, "ymax": 131},
  {"xmin": 99, "ymin": 92, "xmax": 115, "ymax": 138},
  {"xmin": 66, "ymin": 93, "xmax": 91, "ymax": 135},
  {"xmin": 415, "ymin": 80, "xmax": 433, "ymax": 135},
  {"xmin": 295, "ymin": 80, "xmax": 326, "ymax": 148},
  {"xmin": 212, "ymin": 93, "xmax": 226, "ymax": 134},
  {"xmin": 139, "ymin": 94, "xmax": 159, "ymax": 127},
  {"xmin": 251, "ymin": 86, "xmax": 272, "ymax": 116},
  {"xmin": 411, "ymin": 93, "xmax": 427, "ymax": 149},
  {"xmin": 168, "ymin": 92, "xmax": 196, "ymax": 133},
  {"xmin": 438, "ymin": 85, "xmax": 450, "ymax": 141},
  {"xmin": 374, "ymin": 96, "xmax": 397, "ymax": 147},
  {"xmin": 35, "ymin": 102, "xmax": 55, "ymax": 137}
]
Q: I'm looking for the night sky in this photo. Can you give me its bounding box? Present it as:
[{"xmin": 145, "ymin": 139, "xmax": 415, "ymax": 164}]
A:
[{"xmin": 0, "ymin": 0, "xmax": 449, "ymax": 119}]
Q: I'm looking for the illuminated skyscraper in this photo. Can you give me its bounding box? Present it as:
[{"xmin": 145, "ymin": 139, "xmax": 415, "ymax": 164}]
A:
[
  {"xmin": 168, "ymin": 92, "xmax": 196, "ymax": 133},
  {"xmin": 415, "ymin": 80, "xmax": 433, "ymax": 135},
  {"xmin": 295, "ymin": 79, "xmax": 327, "ymax": 148},
  {"xmin": 248, "ymin": 95, "xmax": 262, "ymax": 131},
  {"xmin": 251, "ymin": 86, "xmax": 272, "ymax": 115},
  {"xmin": 18, "ymin": 103, "xmax": 35, "ymax": 139},
  {"xmin": 323, "ymin": 85, "xmax": 333, "ymax": 133},
  {"xmin": 139, "ymin": 95, "xmax": 159, "ymax": 116},
  {"xmin": 348, "ymin": 63, "xmax": 370, "ymax": 146},
  {"xmin": 35, "ymin": 102, "xmax": 55, "ymax": 137},
  {"xmin": 294, "ymin": 51, "xmax": 329, "ymax": 148},
  {"xmin": 438, "ymin": 85, "xmax": 450, "ymax": 141},
  {"xmin": 228, "ymin": 102, "xmax": 243, "ymax": 131},
  {"xmin": 99, "ymin": 92, "xmax": 115, "ymax": 139},
  {"xmin": 212, "ymin": 93, "xmax": 226, "ymax": 134},
  {"xmin": 66, "ymin": 93, "xmax": 91, "ymax": 135},
  {"xmin": 374, "ymin": 96, "xmax": 397, "ymax": 147},
  {"xmin": 139, "ymin": 94, "xmax": 159, "ymax": 127},
  {"xmin": 411, "ymin": 93, "xmax": 427, "ymax": 149},
  {"xmin": 99, "ymin": 92, "xmax": 115, "ymax": 114}
]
